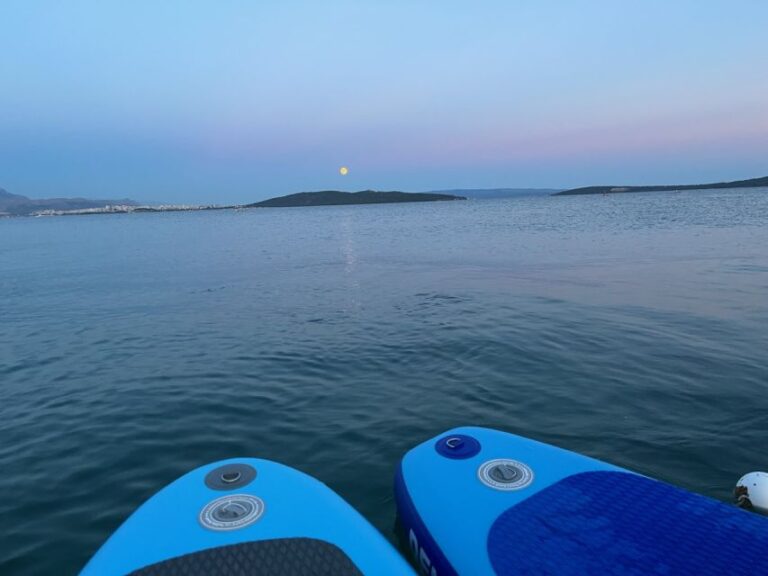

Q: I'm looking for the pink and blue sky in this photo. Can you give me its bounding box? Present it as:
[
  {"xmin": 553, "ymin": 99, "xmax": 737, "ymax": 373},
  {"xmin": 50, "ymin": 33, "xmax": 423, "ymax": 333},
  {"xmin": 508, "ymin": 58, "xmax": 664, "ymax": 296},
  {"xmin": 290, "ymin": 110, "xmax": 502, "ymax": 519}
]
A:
[{"xmin": 1, "ymin": 1, "xmax": 766, "ymax": 203}]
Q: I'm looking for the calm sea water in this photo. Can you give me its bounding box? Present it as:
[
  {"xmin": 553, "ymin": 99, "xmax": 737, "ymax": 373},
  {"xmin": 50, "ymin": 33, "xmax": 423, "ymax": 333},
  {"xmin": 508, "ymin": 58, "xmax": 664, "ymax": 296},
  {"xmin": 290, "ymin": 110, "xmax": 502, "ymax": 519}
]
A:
[{"xmin": 2, "ymin": 189, "xmax": 768, "ymax": 574}]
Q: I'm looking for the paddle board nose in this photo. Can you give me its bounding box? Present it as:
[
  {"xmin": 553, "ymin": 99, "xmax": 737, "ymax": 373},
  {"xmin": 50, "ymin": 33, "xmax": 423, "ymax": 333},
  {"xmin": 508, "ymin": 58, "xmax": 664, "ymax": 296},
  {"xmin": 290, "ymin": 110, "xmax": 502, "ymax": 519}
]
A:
[{"xmin": 80, "ymin": 457, "xmax": 416, "ymax": 576}]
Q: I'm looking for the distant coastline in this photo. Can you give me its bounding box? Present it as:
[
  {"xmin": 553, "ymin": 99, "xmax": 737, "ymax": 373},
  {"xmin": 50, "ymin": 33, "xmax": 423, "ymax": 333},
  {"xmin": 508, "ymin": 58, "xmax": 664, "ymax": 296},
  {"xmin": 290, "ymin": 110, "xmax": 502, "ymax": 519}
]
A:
[
  {"xmin": 428, "ymin": 188, "xmax": 561, "ymax": 199},
  {"xmin": 0, "ymin": 188, "xmax": 141, "ymax": 217},
  {"xmin": 4, "ymin": 175, "xmax": 767, "ymax": 217},
  {"xmin": 555, "ymin": 175, "xmax": 768, "ymax": 196},
  {"xmin": 0, "ymin": 188, "xmax": 465, "ymax": 218}
]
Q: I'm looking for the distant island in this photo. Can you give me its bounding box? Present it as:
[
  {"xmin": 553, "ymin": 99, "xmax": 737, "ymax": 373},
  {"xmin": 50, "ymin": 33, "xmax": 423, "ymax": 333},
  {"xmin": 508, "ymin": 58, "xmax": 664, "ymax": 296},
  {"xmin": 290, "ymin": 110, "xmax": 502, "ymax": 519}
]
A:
[
  {"xmin": 556, "ymin": 175, "xmax": 768, "ymax": 196},
  {"xmin": 246, "ymin": 190, "xmax": 465, "ymax": 208}
]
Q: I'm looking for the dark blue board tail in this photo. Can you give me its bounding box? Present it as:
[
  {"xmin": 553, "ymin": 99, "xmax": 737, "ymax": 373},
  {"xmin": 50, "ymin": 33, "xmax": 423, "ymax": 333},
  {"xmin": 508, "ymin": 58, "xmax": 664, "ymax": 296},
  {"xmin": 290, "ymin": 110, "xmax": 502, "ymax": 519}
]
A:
[{"xmin": 395, "ymin": 426, "xmax": 768, "ymax": 575}]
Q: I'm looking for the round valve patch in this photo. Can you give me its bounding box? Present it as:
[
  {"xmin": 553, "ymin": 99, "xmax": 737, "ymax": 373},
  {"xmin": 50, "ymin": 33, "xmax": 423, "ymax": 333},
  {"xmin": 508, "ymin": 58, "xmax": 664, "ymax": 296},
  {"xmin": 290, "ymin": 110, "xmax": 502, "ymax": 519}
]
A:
[
  {"xmin": 199, "ymin": 494, "xmax": 265, "ymax": 531},
  {"xmin": 478, "ymin": 459, "xmax": 534, "ymax": 491}
]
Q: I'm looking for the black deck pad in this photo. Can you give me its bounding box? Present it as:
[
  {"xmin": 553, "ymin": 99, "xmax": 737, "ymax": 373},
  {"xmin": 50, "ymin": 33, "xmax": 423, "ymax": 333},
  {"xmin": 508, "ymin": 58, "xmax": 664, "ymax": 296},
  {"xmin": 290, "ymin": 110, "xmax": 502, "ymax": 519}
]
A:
[{"xmin": 129, "ymin": 537, "xmax": 364, "ymax": 576}]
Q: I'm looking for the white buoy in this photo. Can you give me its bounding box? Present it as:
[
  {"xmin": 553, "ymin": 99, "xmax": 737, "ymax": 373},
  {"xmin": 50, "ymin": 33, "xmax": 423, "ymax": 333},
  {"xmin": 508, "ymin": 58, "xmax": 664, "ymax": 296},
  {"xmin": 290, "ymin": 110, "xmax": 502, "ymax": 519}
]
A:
[{"xmin": 735, "ymin": 472, "xmax": 768, "ymax": 513}]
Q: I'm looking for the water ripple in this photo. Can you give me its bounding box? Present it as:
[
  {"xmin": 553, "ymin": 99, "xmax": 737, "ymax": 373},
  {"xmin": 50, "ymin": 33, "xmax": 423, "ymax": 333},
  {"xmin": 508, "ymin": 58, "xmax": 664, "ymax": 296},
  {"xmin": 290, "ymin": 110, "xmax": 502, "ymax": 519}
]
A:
[{"xmin": 2, "ymin": 190, "xmax": 768, "ymax": 574}]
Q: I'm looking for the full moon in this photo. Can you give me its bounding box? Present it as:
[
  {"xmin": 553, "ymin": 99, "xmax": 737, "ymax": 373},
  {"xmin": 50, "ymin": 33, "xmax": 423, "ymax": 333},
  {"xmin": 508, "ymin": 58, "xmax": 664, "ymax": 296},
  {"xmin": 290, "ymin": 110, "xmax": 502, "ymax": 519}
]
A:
[{"xmin": 339, "ymin": 166, "xmax": 349, "ymax": 176}]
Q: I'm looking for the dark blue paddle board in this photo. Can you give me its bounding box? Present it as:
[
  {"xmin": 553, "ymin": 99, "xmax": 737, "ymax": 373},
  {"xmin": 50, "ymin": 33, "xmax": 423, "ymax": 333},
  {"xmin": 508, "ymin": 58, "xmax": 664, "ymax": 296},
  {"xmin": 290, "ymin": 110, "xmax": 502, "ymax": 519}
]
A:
[
  {"xmin": 81, "ymin": 457, "xmax": 415, "ymax": 575},
  {"xmin": 395, "ymin": 426, "xmax": 768, "ymax": 575}
]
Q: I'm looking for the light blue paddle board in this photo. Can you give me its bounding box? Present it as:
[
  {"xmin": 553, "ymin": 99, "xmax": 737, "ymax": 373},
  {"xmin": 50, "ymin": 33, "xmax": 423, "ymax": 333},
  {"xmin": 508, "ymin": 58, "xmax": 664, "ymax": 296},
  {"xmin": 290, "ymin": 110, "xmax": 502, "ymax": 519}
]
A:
[
  {"xmin": 81, "ymin": 457, "xmax": 415, "ymax": 575},
  {"xmin": 395, "ymin": 426, "xmax": 768, "ymax": 575}
]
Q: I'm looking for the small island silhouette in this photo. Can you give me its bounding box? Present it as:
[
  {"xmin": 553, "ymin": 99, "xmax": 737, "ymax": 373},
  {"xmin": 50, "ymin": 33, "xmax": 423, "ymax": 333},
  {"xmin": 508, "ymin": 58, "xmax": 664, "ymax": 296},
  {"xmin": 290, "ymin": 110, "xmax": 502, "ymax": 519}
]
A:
[
  {"xmin": 556, "ymin": 175, "xmax": 768, "ymax": 196},
  {"xmin": 247, "ymin": 190, "xmax": 465, "ymax": 208}
]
